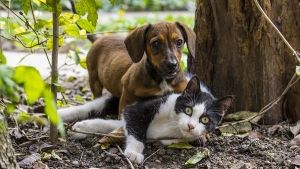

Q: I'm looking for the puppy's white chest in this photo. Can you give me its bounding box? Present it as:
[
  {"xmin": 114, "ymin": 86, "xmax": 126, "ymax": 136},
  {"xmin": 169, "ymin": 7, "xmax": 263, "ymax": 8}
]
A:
[{"xmin": 156, "ymin": 80, "xmax": 173, "ymax": 96}]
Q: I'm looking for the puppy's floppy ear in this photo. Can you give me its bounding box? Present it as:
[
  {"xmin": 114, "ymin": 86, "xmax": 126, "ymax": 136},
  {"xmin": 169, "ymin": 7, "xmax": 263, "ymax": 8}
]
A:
[
  {"xmin": 124, "ymin": 24, "xmax": 151, "ymax": 63},
  {"xmin": 175, "ymin": 22, "xmax": 196, "ymax": 58}
]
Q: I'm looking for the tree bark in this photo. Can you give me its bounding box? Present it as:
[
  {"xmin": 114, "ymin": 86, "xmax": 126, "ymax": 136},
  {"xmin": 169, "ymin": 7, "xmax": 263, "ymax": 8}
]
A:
[
  {"xmin": 0, "ymin": 114, "xmax": 19, "ymax": 169},
  {"xmin": 191, "ymin": 0, "xmax": 300, "ymax": 124}
]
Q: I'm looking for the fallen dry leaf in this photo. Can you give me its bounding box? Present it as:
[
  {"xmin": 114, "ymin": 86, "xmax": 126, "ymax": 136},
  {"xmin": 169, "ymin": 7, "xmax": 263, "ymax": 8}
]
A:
[
  {"xmin": 33, "ymin": 161, "xmax": 49, "ymax": 169},
  {"xmin": 290, "ymin": 121, "xmax": 300, "ymax": 136},
  {"xmin": 98, "ymin": 127, "xmax": 124, "ymax": 145},
  {"xmin": 267, "ymin": 124, "xmax": 282, "ymax": 136},
  {"xmin": 289, "ymin": 134, "xmax": 300, "ymax": 146},
  {"xmin": 224, "ymin": 111, "xmax": 261, "ymax": 123},
  {"xmin": 185, "ymin": 148, "xmax": 210, "ymax": 166},
  {"xmin": 168, "ymin": 142, "xmax": 193, "ymax": 149},
  {"xmin": 219, "ymin": 121, "xmax": 252, "ymax": 136},
  {"xmin": 291, "ymin": 155, "xmax": 300, "ymax": 166},
  {"xmin": 18, "ymin": 153, "xmax": 41, "ymax": 168}
]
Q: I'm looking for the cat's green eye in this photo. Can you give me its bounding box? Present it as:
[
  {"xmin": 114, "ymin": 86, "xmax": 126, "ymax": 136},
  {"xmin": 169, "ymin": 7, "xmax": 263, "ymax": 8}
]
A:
[
  {"xmin": 185, "ymin": 107, "xmax": 193, "ymax": 115},
  {"xmin": 200, "ymin": 116, "xmax": 210, "ymax": 124}
]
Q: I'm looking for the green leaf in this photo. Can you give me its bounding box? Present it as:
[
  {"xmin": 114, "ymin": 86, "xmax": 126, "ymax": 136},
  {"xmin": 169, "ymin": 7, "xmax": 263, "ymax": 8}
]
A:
[
  {"xmin": 185, "ymin": 148, "xmax": 210, "ymax": 166},
  {"xmin": 46, "ymin": 36, "xmax": 64, "ymax": 49},
  {"xmin": 17, "ymin": 112, "xmax": 32, "ymax": 124},
  {"xmin": 43, "ymin": 89, "xmax": 65, "ymax": 138},
  {"xmin": 6, "ymin": 103, "xmax": 15, "ymax": 114},
  {"xmin": 76, "ymin": 19, "xmax": 95, "ymax": 33},
  {"xmin": 0, "ymin": 65, "xmax": 20, "ymax": 102},
  {"xmin": 0, "ymin": 49, "xmax": 6, "ymax": 64},
  {"xmin": 296, "ymin": 66, "xmax": 300, "ymax": 76},
  {"xmin": 74, "ymin": 95, "xmax": 85, "ymax": 104},
  {"xmin": 46, "ymin": 0, "xmax": 62, "ymax": 15},
  {"xmin": 35, "ymin": 19, "xmax": 51, "ymax": 30},
  {"xmin": 59, "ymin": 13, "xmax": 80, "ymax": 25},
  {"xmin": 79, "ymin": 57, "xmax": 87, "ymax": 69},
  {"xmin": 168, "ymin": 142, "xmax": 193, "ymax": 149},
  {"xmin": 64, "ymin": 24, "xmax": 80, "ymax": 37},
  {"xmin": 74, "ymin": 0, "xmax": 98, "ymax": 26},
  {"xmin": 108, "ymin": 0, "xmax": 122, "ymax": 5},
  {"xmin": 19, "ymin": 0, "xmax": 31, "ymax": 15},
  {"xmin": 13, "ymin": 66, "xmax": 45, "ymax": 104}
]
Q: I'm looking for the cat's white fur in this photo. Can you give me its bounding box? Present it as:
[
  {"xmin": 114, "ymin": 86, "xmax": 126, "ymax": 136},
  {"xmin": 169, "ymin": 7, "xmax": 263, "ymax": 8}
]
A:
[
  {"xmin": 70, "ymin": 119, "xmax": 123, "ymax": 139},
  {"xmin": 124, "ymin": 135, "xmax": 145, "ymax": 164},
  {"xmin": 58, "ymin": 93, "xmax": 112, "ymax": 122}
]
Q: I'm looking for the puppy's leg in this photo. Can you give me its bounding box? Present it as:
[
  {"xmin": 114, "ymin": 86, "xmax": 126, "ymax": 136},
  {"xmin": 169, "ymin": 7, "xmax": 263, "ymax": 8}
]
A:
[
  {"xmin": 70, "ymin": 119, "xmax": 123, "ymax": 139},
  {"xmin": 89, "ymin": 70, "xmax": 103, "ymax": 97},
  {"xmin": 58, "ymin": 93, "xmax": 112, "ymax": 123}
]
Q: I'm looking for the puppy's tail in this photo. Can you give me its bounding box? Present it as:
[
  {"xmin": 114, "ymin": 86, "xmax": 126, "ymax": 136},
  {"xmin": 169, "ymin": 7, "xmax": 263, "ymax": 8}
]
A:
[
  {"xmin": 69, "ymin": 0, "xmax": 97, "ymax": 43},
  {"xmin": 58, "ymin": 93, "xmax": 119, "ymax": 123}
]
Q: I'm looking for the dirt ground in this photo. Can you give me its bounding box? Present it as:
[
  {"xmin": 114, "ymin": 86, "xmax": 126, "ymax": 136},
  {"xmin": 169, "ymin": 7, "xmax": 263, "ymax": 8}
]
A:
[{"xmin": 10, "ymin": 69, "xmax": 300, "ymax": 169}]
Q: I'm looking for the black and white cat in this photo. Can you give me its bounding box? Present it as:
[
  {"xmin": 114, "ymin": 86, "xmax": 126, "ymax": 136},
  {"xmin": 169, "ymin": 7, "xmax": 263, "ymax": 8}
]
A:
[{"xmin": 66, "ymin": 76, "xmax": 233, "ymax": 164}]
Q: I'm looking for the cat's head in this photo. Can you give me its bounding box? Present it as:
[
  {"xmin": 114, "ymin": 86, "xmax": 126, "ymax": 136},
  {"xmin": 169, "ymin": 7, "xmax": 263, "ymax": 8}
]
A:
[{"xmin": 175, "ymin": 76, "xmax": 233, "ymax": 139}]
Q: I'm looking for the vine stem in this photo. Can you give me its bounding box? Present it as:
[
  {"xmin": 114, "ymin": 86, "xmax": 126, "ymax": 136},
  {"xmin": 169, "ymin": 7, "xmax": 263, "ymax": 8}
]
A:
[{"xmin": 253, "ymin": 0, "xmax": 300, "ymax": 63}]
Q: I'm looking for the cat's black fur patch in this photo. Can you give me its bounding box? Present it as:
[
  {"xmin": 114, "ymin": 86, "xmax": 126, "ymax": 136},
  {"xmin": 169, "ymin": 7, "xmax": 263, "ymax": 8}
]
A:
[
  {"xmin": 89, "ymin": 96, "xmax": 119, "ymax": 118},
  {"xmin": 124, "ymin": 97, "xmax": 168, "ymax": 142}
]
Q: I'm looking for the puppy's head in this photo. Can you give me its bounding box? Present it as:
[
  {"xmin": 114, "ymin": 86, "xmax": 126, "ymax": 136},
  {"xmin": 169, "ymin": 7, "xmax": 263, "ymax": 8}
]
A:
[{"xmin": 125, "ymin": 22, "xmax": 196, "ymax": 80}]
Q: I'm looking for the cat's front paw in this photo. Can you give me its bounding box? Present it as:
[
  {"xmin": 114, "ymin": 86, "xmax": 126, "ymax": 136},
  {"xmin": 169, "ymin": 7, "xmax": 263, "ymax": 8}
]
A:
[
  {"xmin": 124, "ymin": 149, "xmax": 144, "ymax": 164},
  {"xmin": 68, "ymin": 121, "xmax": 89, "ymax": 139}
]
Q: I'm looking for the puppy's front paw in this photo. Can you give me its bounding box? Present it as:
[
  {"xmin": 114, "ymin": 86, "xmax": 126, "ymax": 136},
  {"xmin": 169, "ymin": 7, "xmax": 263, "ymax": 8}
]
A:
[
  {"xmin": 69, "ymin": 121, "xmax": 89, "ymax": 139},
  {"xmin": 124, "ymin": 149, "xmax": 144, "ymax": 164}
]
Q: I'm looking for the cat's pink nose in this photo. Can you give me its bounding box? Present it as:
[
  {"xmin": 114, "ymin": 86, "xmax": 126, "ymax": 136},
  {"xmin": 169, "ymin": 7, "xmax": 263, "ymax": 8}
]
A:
[{"xmin": 188, "ymin": 123, "xmax": 195, "ymax": 131}]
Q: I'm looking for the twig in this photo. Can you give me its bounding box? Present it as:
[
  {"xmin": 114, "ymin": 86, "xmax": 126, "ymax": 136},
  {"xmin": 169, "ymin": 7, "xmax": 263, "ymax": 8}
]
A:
[
  {"xmin": 0, "ymin": 34, "xmax": 46, "ymax": 48},
  {"xmin": 0, "ymin": 1, "xmax": 26, "ymax": 23},
  {"xmin": 60, "ymin": 93, "xmax": 68, "ymax": 104},
  {"xmin": 141, "ymin": 148, "xmax": 161, "ymax": 165},
  {"xmin": 79, "ymin": 151, "xmax": 84, "ymax": 163},
  {"xmin": 68, "ymin": 127, "xmax": 125, "ymax": 139},
  {"xmin": 218, "ymin": 73, "xmax": 299, "ymax": 128},
  {"xmin": 116, "ymin": 144, "xmax": 135, "ymax": 169},
  {"xmin": 253, "ymin": 0, "xmax": 300, "ymax": 63},
  {"xmin": 30, "ymin": 1, "xmax": 36, "ymax": 25}
]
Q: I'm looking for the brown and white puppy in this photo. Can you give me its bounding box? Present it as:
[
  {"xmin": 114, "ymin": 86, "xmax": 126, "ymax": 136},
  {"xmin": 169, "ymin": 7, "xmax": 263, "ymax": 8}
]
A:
[
  {"xmin": 58, "ymin": 22, "xmax": 196, "ymax": 122},
  {"xmin": 88, "ymin": 22, "xmax": 195, "ymax": 114}
]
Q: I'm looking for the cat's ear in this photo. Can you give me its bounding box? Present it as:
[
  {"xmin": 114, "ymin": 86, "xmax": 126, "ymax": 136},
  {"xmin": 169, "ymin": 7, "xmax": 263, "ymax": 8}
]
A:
[
  {"xmin": 183, "ymin": 76, "xmax": 201, "ymax": 97},
  {"xmin": 216, "ymin": 95, "xmax": 234, "ymax": 115}
]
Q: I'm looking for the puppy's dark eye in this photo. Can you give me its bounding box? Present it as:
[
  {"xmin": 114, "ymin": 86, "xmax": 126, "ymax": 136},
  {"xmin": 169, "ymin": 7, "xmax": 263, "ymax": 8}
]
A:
[
  {"xmin": 176, "ymin": 39, "xmax": 183, "ymax": 48},
  {"xmin": 151, "ymin": 40, "xmax": 160, "ymax": 49}
]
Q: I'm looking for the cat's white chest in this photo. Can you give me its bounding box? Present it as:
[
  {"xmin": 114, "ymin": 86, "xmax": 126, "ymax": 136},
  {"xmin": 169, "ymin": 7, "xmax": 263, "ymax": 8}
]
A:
[
  {"xmin": 146, "ymin": 94, "xmax": 182, "ymax": 139},
  {"xmin": 146, "ymin": 118, "xmax": 181, "ymax": 139}
]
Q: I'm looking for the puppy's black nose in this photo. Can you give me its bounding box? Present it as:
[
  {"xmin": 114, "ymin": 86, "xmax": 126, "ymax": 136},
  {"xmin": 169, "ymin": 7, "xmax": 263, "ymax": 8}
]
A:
[{"xmin": 165, "ymin": 59, "xmax": 178, "ymax": 71}]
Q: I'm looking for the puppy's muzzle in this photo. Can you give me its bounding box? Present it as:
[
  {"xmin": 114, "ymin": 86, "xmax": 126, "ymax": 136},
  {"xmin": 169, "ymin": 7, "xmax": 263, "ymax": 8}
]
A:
[{"xmin": 164, "ymin": 59, "xmax": 179, "ymax": 79}]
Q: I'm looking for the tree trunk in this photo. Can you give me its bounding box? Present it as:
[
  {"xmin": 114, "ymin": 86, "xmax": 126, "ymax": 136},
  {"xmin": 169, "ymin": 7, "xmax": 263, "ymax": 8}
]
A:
[
  {"xmin": 50, "ymin": 0, "xmax": 59, "ymax": 143},
  {"xmin": 191, "ymin": 0, "xmax": 300, "ymax": 124},
  {"xmin": 0, "ymin": 114, "xmax": 19, "ymax": 169}
]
